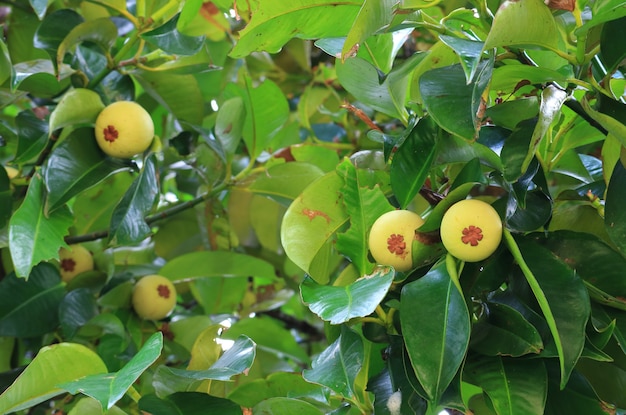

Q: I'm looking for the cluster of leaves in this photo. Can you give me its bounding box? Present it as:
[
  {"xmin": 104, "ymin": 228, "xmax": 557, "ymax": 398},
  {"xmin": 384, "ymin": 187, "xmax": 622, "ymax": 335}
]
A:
[{"xmin": 0, "ymin": 0, "xmax": 625, "ymax": 414}]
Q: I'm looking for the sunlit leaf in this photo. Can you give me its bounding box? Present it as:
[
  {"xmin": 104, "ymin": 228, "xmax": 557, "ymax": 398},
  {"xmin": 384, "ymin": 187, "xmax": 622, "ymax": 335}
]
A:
[
  {"xmin": 48, "ymin": 88, "xmax": 105, "ymax": 133},
  {"xmin": 142, "ymin": 14, "xmax": 205, "ymax": 55}
]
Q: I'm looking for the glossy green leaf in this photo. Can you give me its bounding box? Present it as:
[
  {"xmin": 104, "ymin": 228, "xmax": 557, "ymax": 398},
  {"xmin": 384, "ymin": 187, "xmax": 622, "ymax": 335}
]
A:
[
  {"xmin": 336, "ymin": 54, "xmax": 425, "ymax": 124},
  {"xmin": 134, "ymin": 72, "xmax": 203, "ymax": 125},
  {"xmin": 14, "ymin": 110, "xmax": 49, "ymax": 164},
  {"xmin": 249, "ymin": 162, "xmax": 325, "ymax": 203},
  {"xmin": 142, "ymin": 14, "xmax": 205, "ymax": 56},
  {"xmin": 500, "ymin": 118, "xmax": 536, "ymax": 182},
  {"xmin": 581, "ymin": 96, "xmax": 626, "ymax": 147},
  {"xmin": 11, "ymin": 59, "xmax": 72, "ymax": 96},
  {"xmin": 56, "ymin": 17, "xmax": 117, "ymax": 69},
  {"xmin": 490, "ymin": 65, "xmax": 569, "ymax": 94},
  {"xmin": 484, "ymin": 0, "xmax": 559, "ymax": 52},
  {"xmin": 576, "ymin": 0, "xmax": 626, "ymax": 35},
  {"xmin": 486, "ymin": 98, "xmax": 539, "ymax": 130},
  {"xmin": 222, "ymin": 317, "xmax": 310, "ymax": 363},
  {"xmin": 227, "ymin": 372, "xmax": 328, "ymax": 408},
  {"xmin": 139, "ymin": 392, "xmax": 242, "ymax": 415},
  {"xmin": 0, "ymin": 263, "xmax": 64, "ymax": 337},
  {"xmin": 605, "ymin": 160, "xmax": 626, "ymax": 256},
  {"xmin": 464, "ymin": 356, "xmax": 547, "ymax": 415},
  {"xmin": 223, "ymin": 76, "xmax": 289, "ymax": 159},
  {"xmin": 0, "ymin": 167, "xmax": 10, "ymax": 229},
  {"xmin": 108, "ymin": 155, "xmax": 158, "ymax": 245},
  {"xmin": 59, "ymin": 288, "xmax": 99, "ymax": 339},
  {"xmin": 59, "ymin": 332, "xmax": 163, "ymax": 410},
  {"xmin": 439, "ymin": 35, "xmax": 485, "ymax": 82},
  {"xmin": 0, "ymin": 38, "xmax": 13, "ymax": 86},
  {"xmin": 420, "ymin": 61, "xmax": 492, "ymax": 141},
  {"xmin": 159, "ymin": 251, "xmax": 278, "ymax": 282},
  {"xmin": 303, "ymin": 326, "xmax": 363, "ymax": 398},
  {"xmin": 544, "ymin": 367, "xmax": 612, "ymax": 415},
  {"xmin": 390, "ymin": 116, "xmax": 439, "ymax": 208},
  {"xmin": 152, "ymin": 335, "xmax": 255, "ymax": 395},
  {"xmin": 512, "ymin": 234, "xmax": 590, "ymax": 388},
  {"xmin": 335, "ymin": 160, "xmax": 392, "ymax": 274},
  {"xmin": 230, "ymin": 0, "xmax": 361, "ymax": 58},
  {"xmin": 44, "ymin": 127, "xmax": 129, "ymax": 213},
  {"xmin": 341, "ymin": 0, "xmax": 395, "ymax": 60},
  {"xmin": 600, "ymin": 16, "xmax": 626, "ymax": 72},
  {"xmin": 33, "ymin": 9, "xmax": 83, "ymax": 66},
  {"xmin": 253, "ymin": 397, "xmax": 323, "ymax": 415},
  {"xmin": 8, "ymin": 174, "xmax": 73, "ymax": 278},
  {"xmin": 400, "ymin": 261, "xmax": 471, "ymax": 404},
  {"xmin": 301, "ymin": 266, "xmax": 394, "ymax": 324},
  {"xmin": 0, "ymin": 341, "xmax": 107, "ymax": 414},
  {"xmin": 215, "ymin": 96, "xmax": 245, "ymax": 159},
  {"xmin": 48, "ymin": 88, "xmax": 105, "ymax": 133},
  {"xmin": 470, "ymin": 302, "xmax": 543, "ymax": 357},
  {"xmin": 67, "ymin": 397, "xmax": 128, "ymax": 415},
  {"xmin": 281, "ymin": 171, "xmax": 348, "ymax": 284}
]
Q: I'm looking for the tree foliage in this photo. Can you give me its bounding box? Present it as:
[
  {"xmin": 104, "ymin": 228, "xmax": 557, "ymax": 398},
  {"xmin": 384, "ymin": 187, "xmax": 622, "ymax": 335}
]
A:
[{"xmin": 0, "ymin": 0, "xmax": 625, "ymax": 414}]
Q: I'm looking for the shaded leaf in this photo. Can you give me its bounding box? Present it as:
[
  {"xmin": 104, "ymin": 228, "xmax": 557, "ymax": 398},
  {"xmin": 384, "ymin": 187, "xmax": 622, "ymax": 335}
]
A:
[
  {"xmin": 303, "ymin": 326, "xmax": 363, "ymax": 398},
  {"xmin": 341, "ymin": 0, "xmax": 395, "ymax": 60},
  {"xmin": 14, "ymin": 110, "xmax": 49, "ymax": 164},
  {"xmin": 248, "ymin": 162, "xmax": 325, "ymax": 204},
  {"xmin": 142, "ymin": 14, "xmax": 205, "ymax": 55},
  {"xmin": 253, "ymin": 397, "xmax": 323, "ymax": 415},
  {"xmin": 9, "ymin": 174, "xmax": 73, "ymax": 278},
  {"xmin": 605, "ymin": 160, "xmax": 626, "ymax": 256},
  {"xmin": 139, "ymin": 392, "xmax": 242, "ymax": 415},
  {"xmin": 228, "ymin": 372, "xmax": 328, "ymax": 408},
  {"xmin": 301, "ymin": 266, "xmax": 394, "ymax": 324},
  {"xmin": 109, "ymin": 155, "xmax": 158, "ymax": 245},
  {"xmin": 59, "ymin": 288, "xmax": 99, "ymax": 339},
  {"xmin": 56, "ymin": 17, "xmax": 118, "ymax": 70},
  {"xmin": 400, "ymin": 261, "xmax": 471, "ymax": 404}
]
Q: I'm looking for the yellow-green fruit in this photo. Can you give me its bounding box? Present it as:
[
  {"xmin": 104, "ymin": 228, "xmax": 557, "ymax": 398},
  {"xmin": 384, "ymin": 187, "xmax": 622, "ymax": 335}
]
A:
[
  {"xmin": 58, "ymin": 244, "xmax": 94, "ymax": 282},
  {"xmin": 368, "ymin": 210, "xmax": 425, "ymax": 272},
  {"xmin": 132, "ymin": 274, "xmax": 177, "ymax": 320},
  {"xmin": 94, "ymin": 101, "xmax": 154, "ymax": 158},
  {"xmin": 440, "ymin": 199, "xmax": 502, "ymax": 262},
  {"xmin": 3, "ymin": 166, "xmax": 18, "ymax": 180}
]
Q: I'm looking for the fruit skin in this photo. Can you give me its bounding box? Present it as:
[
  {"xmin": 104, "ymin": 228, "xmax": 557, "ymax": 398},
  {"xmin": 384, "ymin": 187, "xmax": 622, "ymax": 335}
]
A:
[
  {"xmin": 58, "ymin": 244, "xmax": 94, "ymax": 282},
  {"xmin": 440, "ymin": 199, "xmax": 502, "ymax": 262},
  {"xmin": 368, "ymin": 210, "xmax": 425, "ymax": 272},
  {"xmin": 94, "ymin": 101, "xmax": 154, "ymax": 158},
  {"xmin": 132, "ymin": 274, "xmax": 177, "ymax": 320}
]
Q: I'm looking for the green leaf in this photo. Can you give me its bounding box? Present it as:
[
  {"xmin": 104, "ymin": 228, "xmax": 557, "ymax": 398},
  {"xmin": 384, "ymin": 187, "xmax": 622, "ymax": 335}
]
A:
[
  {"xmin": 230, "ymin": 0, "xmax": 362, "ymax": 58},
  {"xmin": 222, "ymin": 317, "xmax": 310, "ymax": 363},
  {"xmin": 159, "ymin": 251, "xmax": 278, "ymax": 283},
  {"xmin": 400, "ymin": 261, "xmax": 471, "ymax": 405},
  {"xmin": 390, "ymin": 116, "xmax": 439, "ymax": 208},
  {"xmin": 248, "ymin": 162, "xmax": 326, "ymax": 204},
  {"xmin": 215, "ymin": 97, "xmax": 245, "ymax": 159},
  {"xmin": 142, "ymin": 14, "xmax": 205, "ymax": 55},
  {"xmin": 508, "ymin": 233, "xmax": 590, "ymax": 388},
  {"xmin": 48, "ymin": 88, "xmax": 105, "ymax": 133},
  {"xmin": 500, "ymin": 118, "xmax": 537, "ymax": 182},
  {"xmin": 576, "ymin": 0, "xmax": 626, "ymax": 35},
  {"xmin": 33, "ymin": 9, "xmax": 83, "ymax": 69},
  {"xmin": 152, "ymin": 335, "xmax": 255, "ymax": 395},
  {"xmin": 14, "ymin": 110, "xmax": 49, "ymax": 164},
  {"xmin": 303, "ymin": 326, "xmax": 363, "ymax": 398},
  {"xmin": 139, "ymin": 392, "xmax": 242, "ymax": 415},
  {"xmin": 439, "ymin": 35, "xmax": 485, "ymax": 83},
  {"xmin": 484, "ymin": 0, "xmax": 559, "ymax": 52},
  {"xmin": 0, "ymin": 341, "xmax": 107, "ymax": 414},
  {"xmin": 108, "ymin": 155, "xmax": 158, "ymax": 245},
  {"xmin": 223, "ymin": 76, "xmax": 289, "ymax": 160},
  {"xmin": 490, "ymin": 64, "xmax": 569, "ymax": 94},
  {"xmin": 253, "ymin": 397, "xmax": 323, "ymax": 415},
  {"xmin": 59, "ymin": 288, "xmax": 99, "ymax": 339},
  {"xmin": 336, "ymin": 54, "xmax": 425, "ymax": 124},
  {"xmin": 0, "ymin": 168, "xmax": 10, "ymax": 229},
  {"xmin": 605, "ymin": 160, "xmax": 626, "ymax": 256},
  {"xmin": 464, "ymin": 356, "xmax": 547, "ymax": 415},
  {"xmin": 335, "ymin": 160, "xmax": 392, "ymax": 274},
  {"xmin": 29, "ymin": 0, "xmax": 50, "ymax": 19},
  {"xmin": 11, "ymin": 59, "xmax": 73, "ymax": 96},
  {"xmin": 59, "ymin": 332, "xmax": 163, "ymax": 411},
  {"xmin": 43, "ymin": 127, "xmax": 130, "ymax": 213},
  {"xmin": 545, "ymin": 367, "xmax": 612, "ymax": 415},
  {"xmin": 341, "ymin": 0, "xmax": 395, "ymax": 60},
  {"xmin": 469, "ymin": 302, "xmax": 544, "ymax": 357},
  {"xmin": 56, "ymin": 17, "xmax": 117, "ymax": 70},
  {"xmin": 8, "ymin": 174, "xmax": 73, "ymax": 278},
  {"xmin": 600, "ymin": 16, "xmax": 626, "ymax": 72},
  {"xmin": 281, "ymin": 171, "xmax": 348, "ymax": 284},
  {"xmin": 301, "ymin": 266, "xmax": 394, "ymax": 324},
  {"xmin": 0, "ymin": 263, "xmax": 64, "ymax": 337},
  {"xmin": 420, "ymin": 60, "xmax": 492, "ymax": 141}
]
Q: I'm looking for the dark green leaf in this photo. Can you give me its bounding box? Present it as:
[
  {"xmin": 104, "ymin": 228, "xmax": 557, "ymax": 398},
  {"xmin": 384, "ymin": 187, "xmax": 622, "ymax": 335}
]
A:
[
  {"xmin": 14, "ymin": 110, "xmax": 49, "ymax": 164},
  {"xmin": 44, "ymin": 127, "xmax": 130, "ymax": 213},
  {"xmin": 400, "ymin": 261, "xmax": 471, "ymax": 404},
  {"xmin": 464, "ymin": 356, "xmax": 547, "ymax": 415},
  {"xmin": 59, "ymin": 332, "xmax": 163, "ymax": 410},
  {"xmin": 0, "ymin": 167, "xmax": 10, "ymax": 229},
  {"xmin": 470, "ymin": 302, "xmax": 544, "ymax": 357},
  {"xmin": 59, "ymin": 288, "xmax": 98, "ymax": 340},
  {"xmin": 390, "ymin": 116, "xmax": 439, "ymax": 208},
  {"xmin": 228, "ymin": 372, "xmax": 328, "ymax": 408},
  {"xmin": 252, "ymin": 397, "xmax": 323, "ymax": 415},
  {"xmin": 301, "ymin": 266, "xmax": 394, "ymax": 324},
  {"xmin": 56, "ymin": 18, "xmax": 118, "ymax": 70},
  {"xmin": 142, "ymin": 14, "xmax": 205, "ymax": 55},
  {"xmin": 109, "ymin": 155, "xmax": 158, "ymax": 245},
  {"xmin": 303, "ymin": 326, "xmax": 363, "ymax": 398},
  {"xmin": 139, "ymin": 392, "xmax": 242, "ymax": 415},
  {"xmin": 500, "ymin": 118, "xmax": 536, "ymax": 182},
  {"xmin": 420, "ymin": 60, "xmax": 492, "ymax": 141},
  {"xmin": 505, "ymin": 190, "xmax": 552, "ymax": 232},
  {"xmin": 605, "ymin": 160, "xmax": 626, "ymax": 256},
  {"xmin": 438, "ymin": 35, "xmax": 485, "ymax": 82},
  {"xmin": 545, "ymin": 366, "xmax": 612, "ymax": 415},
  {"xmin": 33, "ymin": 9, "xmax": 83, "ymax": 67},
  {"xmin": 8, "ymin": 174, "xmax": 73, "ymax": 278},
  {"xmin": 0, "ymin": 263, "xmax": 64, "ymax": 337}
]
